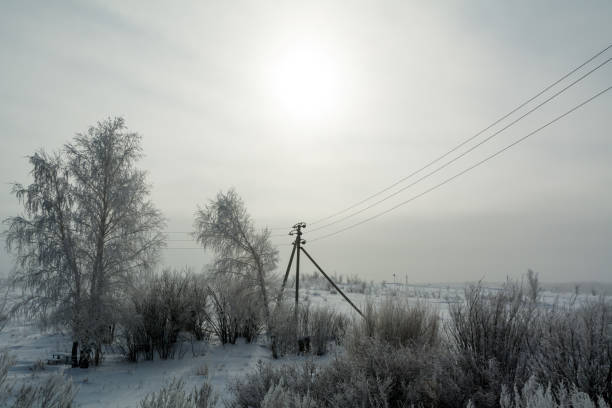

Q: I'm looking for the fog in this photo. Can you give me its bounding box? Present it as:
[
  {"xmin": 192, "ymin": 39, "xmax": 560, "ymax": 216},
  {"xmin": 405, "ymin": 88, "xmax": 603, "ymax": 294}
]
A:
[{"xmin": 1, "ymin": 0, "xmax": 611, "ymax": 282}]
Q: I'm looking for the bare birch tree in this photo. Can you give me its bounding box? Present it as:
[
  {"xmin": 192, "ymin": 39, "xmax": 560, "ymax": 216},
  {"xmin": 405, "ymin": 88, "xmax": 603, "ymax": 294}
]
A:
[
  {"xmin": 4, "ymin": 117, "xmax": 165, "ymax": 367},
  {"xmin": 193, "ymin": 189, "xmax": 278, "ymax": 344}
]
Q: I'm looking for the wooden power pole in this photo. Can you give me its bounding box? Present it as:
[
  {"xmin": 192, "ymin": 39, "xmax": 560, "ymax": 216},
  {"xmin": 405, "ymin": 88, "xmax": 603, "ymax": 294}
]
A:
[{"xmin": 276, "ymin": 222, "xmax": 364, "ymax": 328}]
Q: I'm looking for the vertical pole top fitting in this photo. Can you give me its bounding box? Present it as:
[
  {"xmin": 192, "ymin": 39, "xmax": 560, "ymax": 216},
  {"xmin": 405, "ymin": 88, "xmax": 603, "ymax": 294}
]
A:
[{"xmin": 289, "ymin": 222, "xmax": 306, "ymax": 245}]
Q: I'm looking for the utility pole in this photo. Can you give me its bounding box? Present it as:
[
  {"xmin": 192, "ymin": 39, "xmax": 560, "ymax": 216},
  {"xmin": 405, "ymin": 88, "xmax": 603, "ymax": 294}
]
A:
[
  {"xmin": 275, "ymin": 221, "xmax": 364, "ymax": 337},
  {"xmin": 292, "ymin": 222, "xmax": 305, "ymax": 336}
]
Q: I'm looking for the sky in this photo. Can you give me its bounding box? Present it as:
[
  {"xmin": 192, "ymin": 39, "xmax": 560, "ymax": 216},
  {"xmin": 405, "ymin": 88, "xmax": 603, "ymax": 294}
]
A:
[{"xmin": 1, "ymin": 0, "xmax": 611, "ymax": 283}]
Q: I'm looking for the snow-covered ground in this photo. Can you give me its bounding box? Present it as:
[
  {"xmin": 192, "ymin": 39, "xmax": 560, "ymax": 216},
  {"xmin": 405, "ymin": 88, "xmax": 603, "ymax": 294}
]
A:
[{"xmin": 0, "ymin": 281, "xmax": 607, "ymax": 407}]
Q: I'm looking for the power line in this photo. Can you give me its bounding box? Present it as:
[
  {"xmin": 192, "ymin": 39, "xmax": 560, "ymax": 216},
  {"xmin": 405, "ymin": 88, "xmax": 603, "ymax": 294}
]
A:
[
  {"xmin": 308, "ymin": 85, "xmax": 612, "ymax": 243},
  {"xmin": 308, "ymin": 43, "xmax": 612, "ymax": 226},
  {"xmin": 165, "ymin": 234, "xmax": 287, "ymax": 239},
  {"xmin": 308, "ymin": 56, "xmax": 611, "ymax": 234},
  {"xmin": 165, "ymin": 228, "xmax": 290, "ymax": 235}
]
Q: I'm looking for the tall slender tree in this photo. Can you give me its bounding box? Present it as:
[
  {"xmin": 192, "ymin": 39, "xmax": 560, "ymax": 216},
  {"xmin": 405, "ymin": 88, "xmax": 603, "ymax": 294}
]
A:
[
  {"xmin": 193, "ymin": 189, "xmax": 278, "ymax": 345},
  {"xmin": 5, "ymin": 117, "xmax": 165, "ymax": 367}
]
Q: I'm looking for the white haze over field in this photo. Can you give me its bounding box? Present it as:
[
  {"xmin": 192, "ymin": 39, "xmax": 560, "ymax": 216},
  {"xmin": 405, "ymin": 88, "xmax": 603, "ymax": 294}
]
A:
[{"xmin": 1, "ymin": 1, "xmax": 611, "ymax": 282}]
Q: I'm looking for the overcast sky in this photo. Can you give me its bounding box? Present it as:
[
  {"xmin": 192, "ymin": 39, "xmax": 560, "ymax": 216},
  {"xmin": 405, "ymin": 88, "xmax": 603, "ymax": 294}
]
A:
[{"xmin": 1, "ymin": 1, "xmax": 611, "ymax": 283}]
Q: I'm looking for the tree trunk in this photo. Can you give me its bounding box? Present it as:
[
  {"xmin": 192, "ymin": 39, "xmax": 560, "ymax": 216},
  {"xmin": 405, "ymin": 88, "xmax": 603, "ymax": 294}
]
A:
[
  {"xmin": 71, "ymin": 341, "xmax": 79, "ymax": 368},
  {"xmin": 94, "ymin": 343, "xmax": 101, "ymax": 366},
  {"xmin": 79, "ymin": 345, "xmax": 90, "ymax": 369}
]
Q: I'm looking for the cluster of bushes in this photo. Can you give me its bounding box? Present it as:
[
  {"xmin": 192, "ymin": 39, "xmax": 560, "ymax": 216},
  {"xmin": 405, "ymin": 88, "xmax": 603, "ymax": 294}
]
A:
[
  {"xmin": 0, "ymin": 351, "xmax": 76, "ymax": 408},
  {"xmin": 139, "ymin": 378, "xmax": 218, "ymax": 408},
  {"xmin": 206, "ymin": 276, "xmax": 263, "ymax": 345},
  {"xmin": 271, "ymin": 301, "xmax": 349, "ymax": 357},
  {"xmin": 117, "ymin": 269, "xmax": 266, "ymax": 362},
  {"xmin": 226, "ymin": 280, "xmax": 612, "ymax": 407}
]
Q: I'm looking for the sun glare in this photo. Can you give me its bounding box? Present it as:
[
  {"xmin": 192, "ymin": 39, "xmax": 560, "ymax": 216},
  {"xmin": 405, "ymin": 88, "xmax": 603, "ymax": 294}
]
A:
[{"xmin": 267, "ymin": 45, "xmax": 342, "ymax": 121}]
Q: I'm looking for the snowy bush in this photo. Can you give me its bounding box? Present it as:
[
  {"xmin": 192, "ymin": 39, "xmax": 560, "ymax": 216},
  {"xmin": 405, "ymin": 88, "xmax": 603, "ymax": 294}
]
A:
[
  {"xmin": 118, "ymin": 269, "xmax": 210, "ymax": 362},
  {"xmin": 228, "ymin": 338, "xmax": 449, "ymax": 408},
  {"xmin": 260, "ymin": 382, "xmax": 316, "ymax": 408},
  {"xmin": 498, "ymin": 376, "xmax": 610, "ymax": 408},
  {"xmin": 307, "ymin": 306, "xmax": 348, "ymax": 355},
  {"xmin": 229, "ymin": 280, "xmax": 611, "ymax": 407},
  {"xmin": 532, "ymin": 297, "xmax": 612, "ymax": 403},
  {"xmin": 269, "ymin": 302, "xmax": 298, "ymax": 357},
  {"xmin": 139, "ymin": 379, "xmax": 193, "ymax": 408},
  {"xmin": 206, "ymin": 275, "xmax": 263, "ymax": 345},
  {"xmin": 139, "ymin": 378, "xmax": 218, "ymax": 408},
  {"xmin": 352, "ymin": 296, "xmax": 440, "ymax": 348},
  {"xmin": 1, "ymin": 350, "xmax": 76, "ymax": 408},
  {"xmin": 12, "ymin": 373, "xmax": 77, "ymax": 408},
  {"xmin": 270, "ymin": 301, "xmax": 348, "ymax": 357},
  {"xmin": 0, "ymin": 287, "xmax": 8, "ymax": 334},
  {"xmin": 227, "ymin": 360, "xmax": 317, "ymax": 408},
  {"xmin": 446, "ymin": 282, "xmax": 539, "ymax": 407},
  {"xmin": 0, "ymin": 351, "xmax": 15, "ymax": 406}
]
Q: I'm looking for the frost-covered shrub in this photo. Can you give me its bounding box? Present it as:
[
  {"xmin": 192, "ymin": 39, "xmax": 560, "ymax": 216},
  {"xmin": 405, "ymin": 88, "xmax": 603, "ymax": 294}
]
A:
[
  {"xmin": 139, "ymin": 379, "xmax": 218, "ymax": 408},
  {"xmin": 117, "ymin": 300, "xmax": 150, "ymax": 362},
  {"xmin": 192, "ymin": 381, "xmax": 218, "ymax": 408},
  {"xmin": 1, "ymin": 351, "xmax": 76, "ymax": 408},
  {"xmin": 260, "ymin": 382, "xmax": 316, "ymax": 408},
  {"xmin": 228, "ymin": 338, "xmax": 449, "ymax": 408},
  {"xmin": 270, "ymin": 302, "xmax": 298, "ymax": 357},
  {"xmin": 351, "ymin": 296, "xmax": 440, "ymax": 348},
  {"xmin": 119, "ymin": 269, "xmax": 210, "ymax": 361},
  {"xmin": 270, "ymin": 302, "xmax": 348, "ymax": 357},
  {"xmin": 0, "ymin": 289, "xmax": 8, "ymax": 334},
  {"xmin": 498, "ymin": 376, "xmax": 610, "ymax": 408},
  {"xmin": 0, "ymin": 351, "xmax": 14, "ymax": 406},
  {"xmin": 321, "ymin": 336, "xmax": 449, "ymax": 407},
  {"xmin": 12, "ymin": 373, "xmax": 77, "ymax": 408},
  {"xmin": 227, "ymin": 360, "xmax": 317, "ymax": 408},
  {"xmin": 446, "ymin": 282, "xmax": 539, "ymax": 407},
  {"xmin": 533, "ymin": 297, "xmax": 612, "ymax": 403},
  {"xmin": 140, "ymin": 379, "xmax": 193, "ymax": 408},
  {"xmin": 307, "ymin": 306, "xmax": 348, "ymax": 355},
  {"xmin": 185, "ymin": 274, "xmax": 211, "ymax": 342},
  {"xmin": 231, "ymin": 280, "xmax": 611, "ymax": 407},
  {"xmin": 206, "ymin": 276, "xmax": 263, "ymax": 345}
]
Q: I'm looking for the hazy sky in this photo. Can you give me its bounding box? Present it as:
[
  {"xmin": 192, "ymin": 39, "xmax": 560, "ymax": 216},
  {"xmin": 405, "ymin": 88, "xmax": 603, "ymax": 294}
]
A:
[{"xmin": 1, "ymin": 1, "xmax": 611, "ymax": 283}]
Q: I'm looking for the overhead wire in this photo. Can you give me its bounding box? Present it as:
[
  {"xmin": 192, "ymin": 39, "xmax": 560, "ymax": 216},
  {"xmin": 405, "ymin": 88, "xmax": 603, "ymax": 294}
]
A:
[
  {"xmin": 308, "ymin": 85, "xmax": 612, "ymax": 243},
  {"xmin": 308, "ymin": 56, "xmax": 611, "ymax": 233},
  {"xmin": 164, "ymin": 45, "xmax": 612, "ymax": 241},
  {"xmin": 308, "ymin": 43, "xmax": 612, "ymax": 226}
]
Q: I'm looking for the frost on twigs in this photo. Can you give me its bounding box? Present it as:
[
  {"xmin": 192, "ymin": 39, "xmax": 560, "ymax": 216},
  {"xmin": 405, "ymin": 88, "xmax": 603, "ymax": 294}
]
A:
[{"xmin": 139, "ymin": 378, "xmax": 218, "ymax": 408}]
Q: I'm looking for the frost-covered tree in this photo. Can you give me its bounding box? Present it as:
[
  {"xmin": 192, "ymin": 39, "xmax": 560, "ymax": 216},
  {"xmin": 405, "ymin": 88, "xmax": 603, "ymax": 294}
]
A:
[
  {"xmin": 4, "ymin": 117, "xmax": 165, "ymax": 367},
  {"xmin": 193, "ymin": 189, "xmax": 278, "ymax": 343}
]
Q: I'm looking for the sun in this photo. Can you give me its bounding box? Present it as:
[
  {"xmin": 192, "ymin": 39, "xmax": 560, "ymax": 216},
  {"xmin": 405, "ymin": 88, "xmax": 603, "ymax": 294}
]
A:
[{"xmin": 267, "ymin": 44, "xmax": 343, "ymax": 121}]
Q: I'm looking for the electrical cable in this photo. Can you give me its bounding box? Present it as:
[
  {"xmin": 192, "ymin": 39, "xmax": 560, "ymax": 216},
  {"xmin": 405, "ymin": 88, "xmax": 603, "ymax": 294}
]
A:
[
  {"xmin": 308, "ymin": 43, "xmax": 612, "ymax": 226},
  {"xmin": 308, "ymin": 56, "xmax": 611, "ymax": 233},
  {"xmin": 308, "ymin": 85, "xmax": 612, "ymax": 243}
]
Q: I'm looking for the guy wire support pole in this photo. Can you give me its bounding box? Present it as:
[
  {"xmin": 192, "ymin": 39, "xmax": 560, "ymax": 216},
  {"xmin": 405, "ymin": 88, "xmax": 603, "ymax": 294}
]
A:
[
  {"xmin": 275, "ymin": 239, "xmax": 296, "ymax": 307},
  {"xmin": 300, "ymin": 247, "xmax": 364, "ymax": 318}
]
